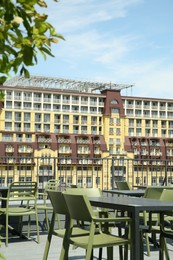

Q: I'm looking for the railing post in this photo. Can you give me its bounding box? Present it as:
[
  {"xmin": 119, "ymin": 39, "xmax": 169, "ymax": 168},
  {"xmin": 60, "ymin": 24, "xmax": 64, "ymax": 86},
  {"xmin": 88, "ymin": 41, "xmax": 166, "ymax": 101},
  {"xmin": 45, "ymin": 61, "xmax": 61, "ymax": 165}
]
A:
[
  {"xmin": 111, "ymin": 157, "xmax": 115, "ymax": 189},
  {"xmin": 164, "ymin": 160, "xmax": 168, "ymax": 186}
]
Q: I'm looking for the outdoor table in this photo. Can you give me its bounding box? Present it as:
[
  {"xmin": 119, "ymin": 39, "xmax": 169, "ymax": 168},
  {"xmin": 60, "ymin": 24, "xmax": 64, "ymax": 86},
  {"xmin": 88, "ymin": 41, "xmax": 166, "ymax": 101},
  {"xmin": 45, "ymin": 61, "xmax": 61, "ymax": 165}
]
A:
[
  {"xmin": 90, "ymin": 195, "xmax": 173, "ymax": 260},
  {"xmin": 103, "ymin": 189, "xmax": 145, "ymax": 197},
  {"xmin": 133, "ymin": 185, "xmax": 147, "ymax": 189}
]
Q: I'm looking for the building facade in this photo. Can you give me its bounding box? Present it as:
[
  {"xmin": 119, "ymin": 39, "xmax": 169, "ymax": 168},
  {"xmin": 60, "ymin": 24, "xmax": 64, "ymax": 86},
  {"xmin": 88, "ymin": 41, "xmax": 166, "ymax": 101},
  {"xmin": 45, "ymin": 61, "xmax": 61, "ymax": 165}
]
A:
[{"xmin": 0, "ymin": 76, "xmax": 173, "ymax": 188}]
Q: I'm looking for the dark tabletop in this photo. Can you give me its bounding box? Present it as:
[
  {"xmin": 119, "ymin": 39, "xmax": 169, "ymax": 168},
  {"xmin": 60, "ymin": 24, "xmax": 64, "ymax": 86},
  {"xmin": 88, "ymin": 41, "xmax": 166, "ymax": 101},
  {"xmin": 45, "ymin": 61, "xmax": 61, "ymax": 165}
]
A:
[{"xmin": 103, "ymin": 189, "xmax": 145, "ymax": 197}]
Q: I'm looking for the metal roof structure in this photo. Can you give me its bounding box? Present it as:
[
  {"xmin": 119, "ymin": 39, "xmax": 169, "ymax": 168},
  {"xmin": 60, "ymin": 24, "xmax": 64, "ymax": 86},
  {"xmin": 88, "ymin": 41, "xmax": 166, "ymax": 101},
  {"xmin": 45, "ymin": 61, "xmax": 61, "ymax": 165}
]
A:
[{"xmin": 4, "ymin": 75, "xmax": 133, "ymax": 93}]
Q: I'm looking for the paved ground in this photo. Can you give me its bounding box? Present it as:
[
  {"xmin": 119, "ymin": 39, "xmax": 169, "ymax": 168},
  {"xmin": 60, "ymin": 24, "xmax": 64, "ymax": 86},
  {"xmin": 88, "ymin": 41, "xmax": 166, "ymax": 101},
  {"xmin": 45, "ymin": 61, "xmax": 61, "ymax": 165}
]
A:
[{"xmin": 1, "ymin": 229, "xmax": 173, "ymax": 260}]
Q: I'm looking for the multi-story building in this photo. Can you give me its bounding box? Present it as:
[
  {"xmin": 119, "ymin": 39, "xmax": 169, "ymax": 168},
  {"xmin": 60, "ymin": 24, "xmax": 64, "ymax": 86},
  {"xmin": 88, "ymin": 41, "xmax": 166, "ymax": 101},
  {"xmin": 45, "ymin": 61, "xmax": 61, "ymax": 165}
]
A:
[{"xmin": 1, "ymin": 76, "xmax": 173, "ymax": 188}]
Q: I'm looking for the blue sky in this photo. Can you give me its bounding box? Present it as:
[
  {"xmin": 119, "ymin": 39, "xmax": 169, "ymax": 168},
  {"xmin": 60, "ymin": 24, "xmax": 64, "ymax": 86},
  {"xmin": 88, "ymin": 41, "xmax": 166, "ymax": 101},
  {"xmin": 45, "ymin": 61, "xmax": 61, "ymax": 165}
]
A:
[{"xmin": 29, "ymin": 0, "xmax": 173, "ymax": 99}]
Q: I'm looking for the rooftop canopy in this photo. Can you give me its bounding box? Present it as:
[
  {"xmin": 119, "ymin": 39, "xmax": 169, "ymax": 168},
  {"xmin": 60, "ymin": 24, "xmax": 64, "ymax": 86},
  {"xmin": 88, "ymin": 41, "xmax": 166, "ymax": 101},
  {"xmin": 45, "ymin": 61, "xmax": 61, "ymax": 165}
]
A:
[{"xmin": 4, "ymin": 75, "xmax": 133, "ymax": 93}]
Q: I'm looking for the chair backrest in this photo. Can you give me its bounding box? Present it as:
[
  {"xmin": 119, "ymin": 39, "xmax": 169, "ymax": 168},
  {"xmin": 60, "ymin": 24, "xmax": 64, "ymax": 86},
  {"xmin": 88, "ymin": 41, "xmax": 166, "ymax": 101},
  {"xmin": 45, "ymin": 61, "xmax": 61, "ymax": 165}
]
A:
[
  {"xmin": 7, "ymin": 181, "xmax": 37, "ymax": 201},
  {"xmin": 70, "ymin": 184, "xmax": 79, "ymax": 188},
  {"xmin": 45, "ymin": 179, "xmax": 59, "ymax": 192},
  {"xmin": 115, "ymin": 181, "xmax": 131, "ymax": 190},
  {"xmin": 6, "ymin": 182, "xmax": 38, "ymax": 209},
  {"xmin": 65, "ymin": 187, "xmax": 102, "ymax": 197},
  {"xmin": 47, "ymin": 190, "xmax": 69, "ymax": 215},
  {"xmin": 160, "ymin": 189, "xmax": 173, "ymax": 201},
  {"xmin": 63, "ymin": 193, "xmax": 93, "ymax": 222},
  {"xmin": 144, "ymin": 187, "xmax": 164, "ymax": 199}
]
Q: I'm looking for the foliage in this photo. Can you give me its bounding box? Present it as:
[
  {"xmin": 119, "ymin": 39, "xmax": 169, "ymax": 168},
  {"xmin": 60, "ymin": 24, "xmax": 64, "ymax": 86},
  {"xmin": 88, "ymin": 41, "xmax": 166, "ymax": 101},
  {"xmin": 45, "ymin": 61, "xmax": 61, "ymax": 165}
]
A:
[
  {"xmin": 0, "ymin": 0, "xmax": 64, "ymax": 84},
  {"xmin": 0, "ymin": 90, "xmax": 4, "ymax": 101}
]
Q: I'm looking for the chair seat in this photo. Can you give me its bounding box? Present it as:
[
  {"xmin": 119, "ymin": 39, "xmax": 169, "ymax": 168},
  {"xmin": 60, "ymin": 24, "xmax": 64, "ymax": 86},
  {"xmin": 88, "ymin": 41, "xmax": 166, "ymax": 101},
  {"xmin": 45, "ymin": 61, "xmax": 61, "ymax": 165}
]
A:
[
  {"xmin": 37, "ymin": 205, "xmax": 53, "ymax": 211},
  {"xmin": 53, "ymin": 227, "xmax": 90, "ymax": 238},
  {"xmin": 0, "ymin": 207, "xmax": 36, "ymax": 216},
  {"xmin": 70, "ymin": 232, "xmax": 129, "ymax": 249}
]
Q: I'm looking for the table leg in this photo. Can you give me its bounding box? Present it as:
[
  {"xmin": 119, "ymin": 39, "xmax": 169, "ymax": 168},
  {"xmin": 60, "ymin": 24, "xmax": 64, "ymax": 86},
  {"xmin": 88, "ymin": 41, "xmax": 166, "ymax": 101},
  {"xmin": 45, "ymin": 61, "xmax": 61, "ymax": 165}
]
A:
[
  {"xmin": 159, "ymin": 212, "xmax": 164, "ymax": 260},
  {"xmin": 130, "ymin": 209, "xmax": 143, "ymax": 260}
]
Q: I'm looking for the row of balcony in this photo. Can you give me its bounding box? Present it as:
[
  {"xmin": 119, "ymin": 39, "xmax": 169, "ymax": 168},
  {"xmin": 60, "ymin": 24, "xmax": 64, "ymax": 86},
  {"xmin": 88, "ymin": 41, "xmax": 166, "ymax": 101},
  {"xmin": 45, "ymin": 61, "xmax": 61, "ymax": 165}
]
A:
[{"xmin": 6, "ymin": 95, "xmax": 104, "ymax": 106}]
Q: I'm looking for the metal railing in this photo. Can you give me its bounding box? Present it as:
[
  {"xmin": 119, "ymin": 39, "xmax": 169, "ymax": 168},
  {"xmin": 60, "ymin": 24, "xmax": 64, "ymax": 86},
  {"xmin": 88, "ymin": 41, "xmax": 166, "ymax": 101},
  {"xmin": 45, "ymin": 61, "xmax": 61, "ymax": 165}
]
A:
[{"xmin": 0, "ymin": 156, "xmax": 173, "ymax": 190}]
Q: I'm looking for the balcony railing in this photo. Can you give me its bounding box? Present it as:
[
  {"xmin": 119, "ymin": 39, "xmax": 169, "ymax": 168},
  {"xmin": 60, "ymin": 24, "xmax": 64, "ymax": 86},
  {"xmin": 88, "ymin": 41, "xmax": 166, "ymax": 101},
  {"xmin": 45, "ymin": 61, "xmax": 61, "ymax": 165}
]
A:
[{"xmin": 0, "ymin": 156, "xmax": 173, "ymax": 191}]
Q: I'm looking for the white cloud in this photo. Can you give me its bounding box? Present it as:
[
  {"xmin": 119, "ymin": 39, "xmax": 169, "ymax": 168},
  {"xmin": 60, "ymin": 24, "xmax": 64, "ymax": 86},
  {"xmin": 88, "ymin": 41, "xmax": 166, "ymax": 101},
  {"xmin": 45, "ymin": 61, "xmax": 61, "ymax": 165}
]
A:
[
  {"xmin": 135, "ymin": 68, "xmax": 173, "ymax": 98},
  {"xmin": 48, "ymin": 0, "xmax": 143, "ymax": 33},
  {"xmin": 54, "ymin": 29, "xmax": 137, "ymax": 67},
  {"xmin": 35, "ymin": 0, "xmax": 173, "ymax": 100}
]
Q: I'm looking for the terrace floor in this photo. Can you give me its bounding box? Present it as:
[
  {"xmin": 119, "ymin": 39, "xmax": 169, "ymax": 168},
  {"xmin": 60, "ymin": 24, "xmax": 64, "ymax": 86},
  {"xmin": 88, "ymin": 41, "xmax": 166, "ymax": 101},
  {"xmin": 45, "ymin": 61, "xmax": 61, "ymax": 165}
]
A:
[{"xmin": 1, "ymin": 229, "xmax": 173, "ymax": 260}]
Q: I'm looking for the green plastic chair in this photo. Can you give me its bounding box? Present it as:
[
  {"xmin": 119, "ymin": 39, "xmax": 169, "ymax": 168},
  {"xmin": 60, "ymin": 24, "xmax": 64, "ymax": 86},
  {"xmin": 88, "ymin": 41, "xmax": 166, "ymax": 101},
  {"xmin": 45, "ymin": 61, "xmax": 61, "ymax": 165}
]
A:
[
  {"xmin": 151, "ymin": 189, "xmax": 173, "ymax": 260},
  {"xmin": 65, "ymin": 187, "xmax": 102, "ymax": 197},
  {"xmin": 65, "ymin": 187, "xmax": 132, "ymax": 259},
  {"xmin": 0, "ymin": 181, "xmax": 40, "ymax": 247},
  {"xmin": 115, "ymin": 181, "xmax": 132, "ymax": 190},
  {"xmin": 61, "ymin": 193, "xmax": 131, "ymax": 260},
  {"xmin": 141, "ymin": 187, "xmax": 165, "ymax": 256},
  {"xmin": 37, "ymin": 179, "xmax": 60, "ymax": 230},
  {"xmin": 43, "ymin": 190, "xmax": 90, "ymax": 260},
  {"xmin": 142, "ymin": 188, "xmax": 173, "ymax": 258}
]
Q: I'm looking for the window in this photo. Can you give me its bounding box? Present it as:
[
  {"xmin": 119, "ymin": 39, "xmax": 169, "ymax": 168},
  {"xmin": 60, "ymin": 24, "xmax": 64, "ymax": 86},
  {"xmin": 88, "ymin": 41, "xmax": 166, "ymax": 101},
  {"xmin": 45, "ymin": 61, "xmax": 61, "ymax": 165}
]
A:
[
  {"xmin": 109, "ymin": 138, "xmax": 113, "ymax": 144},
  {"xmin": 44, "ymin": 114, "xmax": 50, "ymax": 122},
  {"xmin": 109, "ymin": 118, "xmax": 114, "ymax": 125},
  {"xmin": 86, "ymin": 177, "xmax": 92, "ymax": 187},
  {"xmin": 26, "ymin": 177, "xmax": 32, "ymax": 182},
  {"xmin": 109, "ymin": 128, "xmax": 114, "ymax": 135},
  {"xmin": 96, "ymin": 177, "xmax": 100, "ymax": 185},
  {"xmin": 5, "ymin": 111, "xmax": 12, "ymax": 120},
  {"xmin": 58, "ymin": 177, "xmax": 64, "ymax": 183},
  {"xmin": 67, "ymin": 177, "xmax": 72, "ymax": 185},
  {"xmin": 35, "ymin": 113, "xmax": 42, "ymax": 122},
  {"xmin": 19, "ymin": 177, "xmax": 25, "ymax": 182},
  {"xmin": 151, "ymin": 176, "xmax": 157, "ymax": 185},
  {"xmin": 7, "ymin": 177, "xmax": 13, "ymax": 184},
  {"xmin": 24, "ymin": 112, "xmax": 30, "ymax": 121},
  {"xmin": 77, "ymin": 177, "xmax": 83, "ymax": 187},
  {"xmin": 111, "ymin": 108, "xmax": 119, "ymax": 114},
  {"xmin": 129, "ymin": 119, "xmax": 134, "ymax": 126},
  {"xmin": 5, "ymin": 122, "xmax": 12, "ymax": 130},
  {"xmin": 136, "ymin": 177, "xmax": 140, "ymax": 184},
  {"xmin": 136, "ymin": 128, "xmax": 141, "ymax": 136},
  {"xmin": 0, "ymin": 177, "xmax": 5, "ymax": 186},
  {"xmin": 111, "ymin": 99, "xmax": 118, "ymax": 104},
  {"xmin": 116, "ymin": 128, "xmax": 120, "ymax": 135},
  {"xmin": 159, "ymin": 176, "xmax": 164, "ymax": 184},
  {"xmin": 5, "ymin": 166, "xmax": 14, "ymax": 171},
  {"xmin": 116, "ymin": 118, "xmax": 120, "ymax": 125},
  {"xmin": 129, "ymin": 128, "xmax": 134, "ymax": 136}
]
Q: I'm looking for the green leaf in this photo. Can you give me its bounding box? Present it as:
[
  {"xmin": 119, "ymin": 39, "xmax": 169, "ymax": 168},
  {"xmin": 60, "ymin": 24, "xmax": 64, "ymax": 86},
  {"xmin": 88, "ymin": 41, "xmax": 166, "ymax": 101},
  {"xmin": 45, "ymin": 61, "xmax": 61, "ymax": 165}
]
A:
[
  {"xmin": 0, "ymin": 76, "xmax": 7, "ymax": 84},
  {"xmin": 23, "ymin": 46, "xmax": 34, "ymax": 65},
  {"xmin": 39, "ymin": 47, "xmax": 55, "ymax": 57}
]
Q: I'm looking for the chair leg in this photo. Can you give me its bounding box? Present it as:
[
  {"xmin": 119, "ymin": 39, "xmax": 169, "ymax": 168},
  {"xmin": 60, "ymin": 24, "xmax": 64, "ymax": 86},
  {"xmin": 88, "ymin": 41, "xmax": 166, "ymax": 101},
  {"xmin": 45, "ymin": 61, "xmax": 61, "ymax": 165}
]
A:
[
  {"xmin": 163, "ymin": 237, "xmax": 170, "ymax": 260},
  {"xmin": 45, "ymin": 209, "xmax": 50, "ymax": 231},
  {"xmin": 159, "ymin": 233, "xmax": 165, "ymax": 260},
  {"xmin": 28, "ymin": 215, "xmax": 31, "ymax": 239},
  {"xmin": 85, "ymin": 247, "xmax": 93, "ymax": 260},
  {"xmin": 43, "ymin": 213, "xmax": 55, "ymax": 260},
  {"xmin": 107, "ymin": 246, "xmax": 113, "ymax": 260},
  {"xmin": 35, "ymin": 212, "xmax": 40, "ymax": 244},
  {"xmin": 140, "ymin": 230, "xmax": 144, "ymax": 260},
  {"xmin": 19, "ymin": 216, "xmax": 23, "ymax": 238},
  {"xmin": 118, "ymin": 226, "xmax": 123, "ymax": 259},
  {"xmin": 98, "ymin": 248, "xmax": 102, "ymax": 260},
  {"xmin": 5, "ymin": 214, "xmax": 8, "ymax": 247},
  {"xmin": 124, "ymin": 244, "xmax": 129, "ymax": 260},
  {"xmin": 144, "ymin": 233, "xmax": 150, "ymax": 256}
]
